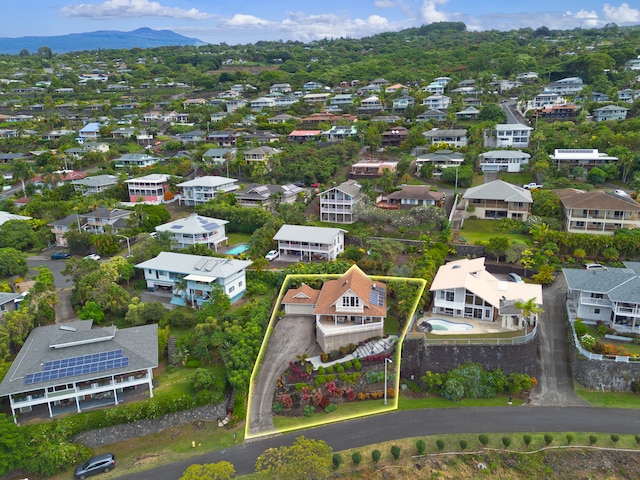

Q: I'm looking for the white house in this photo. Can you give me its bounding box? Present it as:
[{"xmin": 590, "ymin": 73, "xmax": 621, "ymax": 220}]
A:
[
  {"xmin": 155, "ymin": 213, "xmax": 229, "ymax": 251},
  {"xmin": 430, "ymin": 257, "xmax": 542, "ymax": 327},
  {"xmin": 319, "ymin": 179, "xmax": 363, "ymax": 224},
  {"xmin": 592, "ymin": 105, "xmax": 629, "ymax": 122},
  {"xmin": 177, "ymin": 176, "xmax": 239, "ymax": 206},
  {"xmin": 483, "ymin": 124, "xmax": 532, "ymax": 148},
  {"xmin": 71, "ymin": 174, "xmax": 119, "ymax": 196},
  {"xmin": 550, "ymin": 149, "xmax": 618, "ymax": 171},
  {"xmin": 136, "ymin": 252, "xmax": 251, "ymax": 306},
  {"xmin": 462, "ymin": 180, "xmax": 533, "ymax": 221},
  {"xmin": 423, "ymin": 129, "xmax": 468, "ymax": 148},
  {"xmin": 421, "ymin": 94, "xmax": 451, "ymax": 110},
  {"xmin": 114, "ymin": 153, "xmax": 160, "ymax": 168},
  {"xmin": 478, "ymin": 150, "xmax": 531, "ymax": 173},
  {"xmin": 125, "ymin": 174, "xmax": 171, "ymax": 204},
  {"xmin": 273, "ymin": 225, "xmax": 346, "ymax": 261}
]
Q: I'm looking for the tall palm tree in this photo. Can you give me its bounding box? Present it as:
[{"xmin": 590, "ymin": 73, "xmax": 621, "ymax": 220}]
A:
[
  {"xmin": 11, "ymin": 160, "xmax": 34, "ymax": 196},
  {"xmin": 514, "ymin": 297, "xmax": 544, "ymax": 332}
]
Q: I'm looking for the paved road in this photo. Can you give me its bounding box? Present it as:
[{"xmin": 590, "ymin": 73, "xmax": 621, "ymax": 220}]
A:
[
  {"xmin": 528, "ymin": 274, "xmax": 589, "ymax": 406},
  {"xmin": 27, "ymin": 254, "xmax": 76, "ymax": 322},
  {"xmin": 247, "ymin": 315, "xmax": 321, "ymax": 437},
  {"xmin": 117, "ymin": 406, "xmax": 640, "ymax": 479}
]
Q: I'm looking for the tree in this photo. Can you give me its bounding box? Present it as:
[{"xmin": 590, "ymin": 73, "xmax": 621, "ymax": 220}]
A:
[
  {"xmin": 0, "ymin": 248, "xmax": 28, "ymax": 277},
  {"xmin": 515, "ymin": 297, "xmax": 544, "ymax": 325},
  {"xmin": 587, "ymin": 166, "xmax": 607, "ymax": 184},
  {"xmin": 486, "ymin": 236, "xmax": 509, "ymax": 262},
  {"xmin": 11, "ymin": 160, "xmax": 34, "ymax": 196},
  {"xmin": 0, "ymin": 413, "xmax": 28, "ymax": 475},
  {"xmin": 371, "ymin": 449, "xmax": 381, "ymax": 463},
  {"xmin": 0, "ymin": 220, "xmax": 36, "ymax": 251},
  {"xmin": 180, "ymin": 462, "xmax": 235, "ymax": 480},
  {"xmin": 390, "ymin": 445, "xmax": 401, "ymax": 460},
  {"xmin": 478, "ymin": 104, "xmax": 507, "ymax": 123},
  {"xmin": 351, "ymin": 451, "xmax": 362, "ymax": 466},
  {"xmin": 255, "ymin": 436, "xmax": 332, "ymax": 480},
  {"xmin": 78, "ymin": 301, "xmax": 105, "ymax": 323}
]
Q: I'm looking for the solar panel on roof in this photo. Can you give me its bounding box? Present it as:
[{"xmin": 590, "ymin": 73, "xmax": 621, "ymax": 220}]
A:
[
  {"xmin": 194, "ymin": 258, "xmax": 208, "ymax": 270},
  {"xmin": 369, "ymin": 289, "xmax": 384, "ymax": 307},
  {"xmin": 25, "ymin": 350, "xmax": 128, "ymax": 386}
]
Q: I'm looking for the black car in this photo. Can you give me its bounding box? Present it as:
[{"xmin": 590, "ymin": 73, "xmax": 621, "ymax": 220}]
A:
[
  {"xmin": 74, "ymin": 453, "xmax": 116, "ymax": 479},
  {"xmin": 50, "ymin": 251, "xmax": 71, "ymax": 260}
]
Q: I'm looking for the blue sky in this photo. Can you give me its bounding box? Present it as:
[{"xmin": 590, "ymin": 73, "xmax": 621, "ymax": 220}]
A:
[{"xmin": 5, "ymin": 1, "xmax": 640, "ymax": 44}]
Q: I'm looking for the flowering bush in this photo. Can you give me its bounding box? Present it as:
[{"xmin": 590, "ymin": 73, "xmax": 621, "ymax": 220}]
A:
[
  {"xmin": 346, "ymin": 388, "xmax": 356, "ymax": 401},
  {"xmin": 580, "ymin": 333, "xmax": 596, "ymax": 350},
  {"xmin": 278, "ymin": 393, "xmax": 292, "ymax": 409}
]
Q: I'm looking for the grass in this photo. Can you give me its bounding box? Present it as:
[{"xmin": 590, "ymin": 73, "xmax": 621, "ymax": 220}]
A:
[
  {"xmin": 398, "ymin": 392, "xmax": 524, "ymax": 409},
  {"xmin": 227, "ymin": 232, "xmax": 252, "ymax": 246},
  {"xmin": 574, "ymin": 383, "xmax": 640, "ymax": 409},
  {"xmin": 151, "ymin": 364, "xmax": 197, "ymax": 398},
  {"xmin": 459, "ymin": 218, "xmax": 530, "ymax": 245},
  {"xmin": 384, "ymin": 315, "xmax": 399, "ymax": 335},
  {"xmin": 583, "ymin": 324, "xmax": 640, "ymax": 355}
]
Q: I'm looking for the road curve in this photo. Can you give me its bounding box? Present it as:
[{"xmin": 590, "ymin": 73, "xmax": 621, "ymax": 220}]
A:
[{"xmin": 117, "ymin": 406, "xmax": 640, "ymax": 479}]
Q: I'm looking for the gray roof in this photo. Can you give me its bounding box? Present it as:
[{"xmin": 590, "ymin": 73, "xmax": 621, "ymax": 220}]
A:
[
  {"xmin": 0, "ymin": 291, "xmax": 21, "ymax": 305},
  {"xmin": 563, "ymin": 267, "xmax": 635, "ymax": 295},
  {"xmin": 0, "ymin": 211, "xmax": 31, "ymax": 226},
  {"xmin": 274, "ymin": 225, "xmax": 346, "ymax": 244},
  {"xmin": 321, "ymin": 180, "xmax": 361, "ymax": 197},
  {"xmin": 480, "ymin": 150, "xmax": 531, "ymax": 159},
  {"xmin": 135, "ymin": 252, "xmax": 251, "ymax": 279},
  {"xmin": 0, "ymin": 321, "xmax": 158, "ymax": 397},
  {"xmin": 424, "ymin": 129, "xmax": 467, "ymax": 137},
  {"xmin": 71, "ymin": 174, "xmax": 119, "ymax": 188},
  {"xmin": 236, "ymin": 183, "xmax": 304, "ymax": 201},
  {"xmin": 156, "ymin": 213, "xmax": 228, "ymax": 235},
  {"xmin": 463, "ymin": 180, "xmax": 533, "ymax": 203}
]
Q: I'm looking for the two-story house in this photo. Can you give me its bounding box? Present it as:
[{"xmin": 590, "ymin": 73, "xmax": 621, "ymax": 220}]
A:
[
  {"xmin": 381, "ymin": 126, "xmax": 408, "ymax": 147},
  {"xmin": 243, "ymin": 146, "xmax": 281, "ymax": 165},
  {"xmin": 235, "ymin": 183, "xmax": 304, "ymax": 210},
  {"xmin": 376, "ymin": 185, "xmax": 444, "ymax": 210},
  {"xmin": 462, "ymin": 180, "xmax": 533, "ymax": 221},
  {"xmin": 82, "ymin": 207, "xmax": 133, "ymax": 235},
  {"xmin": 321, "ymin": 126, "xmax": 358, "ymax": 142},
  {"xmin": 319, "ymin": 179, "xmax": 363, "ymax": 224},
  {"xmin": 155, "ymin": 213, "xmax": 229, "ymax": 251},
  {"xmin": 556, "ymin": 188, "xmax": 640, "ymax": 234},
  {"xmin": 421, "ymin": 94, "xmax": 451, "ymax": 110},
  {"xmin": 415, "ymin": 149, "xmax": 464, "ymax": 175},
  {"xmin": 177, "ymin": 176, "xmax": 239, "ymax": 206},
  {"xmin": 114, "ymin": 153, "xmax": 160, "ymax": 168},
  {"xmin": 124, "ymin": 174, "xmax": 171, "ymax": 204},
  {"xmin": 71, "ymin": 175, "xmax": 119, "ymax": 196},
  {"xmin": 423, "ymin": 129, "xmax": 468, "ymax": 148},
  {"xmin": 592, "ymin": 105, "xmax": 629, "ymax": 122},
  {"xmin": 550, "ymin": 149, "xmax": 618, "ymax": 171},
  {"xmin": 273, "ymin": 224, "xmax": 346, "ymax": 261},
  {"xmin": 483, "ymin": 124, "xmax": 532, "ymax": 148},
  {"xmin": 478, "ymin": 150, "xmax": 531, "ymax": 173},
  {"xmin": 136, "ymin": 252, "xmax": 251, "ymax": 306}
]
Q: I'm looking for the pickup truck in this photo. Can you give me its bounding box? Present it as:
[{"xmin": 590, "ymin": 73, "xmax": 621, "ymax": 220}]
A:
[{"xmin": 522, "ymin": 182, "xmax": 543, "ymax": 190}]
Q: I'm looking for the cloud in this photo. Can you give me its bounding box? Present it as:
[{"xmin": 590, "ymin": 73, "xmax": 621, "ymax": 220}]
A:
[
  {"xmin": 61, "ymin": 0, "xmax": 214, "ymax": 20},
  {"xmin": 603, "ymin": 3, "xmax": 640, "ymax": 23},
  {"xmin": 374, "ymin": 0, "xmax": 397, "ymax": 7},
  {"xmin": 226, "ymin": 14, "xmax": 272, "ymax": 27},
  {"xmin": 275, "ymin": 11, "xmax": 393, "ymax": 42},
  {"xmin": 564, "ymin": 9, "xmax": 601, "ymax": 28},
  {"xmin": 420, "ymin": 0, "xmax": 450, "ymax": 24}
]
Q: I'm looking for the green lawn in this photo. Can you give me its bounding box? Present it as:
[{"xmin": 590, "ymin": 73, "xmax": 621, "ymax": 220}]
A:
[
  {"xmin": 459, "ymin": 218, "xmax": 530, "ymax": 245},
  {"xmin": 575, "ymin": 383, "xmax": 640, "ymax": 408},
  {"xmin": 583, "ymin": 325, "xmax": 640, "ymax": 355},
  {"xmin": 227, "ymin": 232, "xmax": 252, "ymax": 246},
  {"xmin": 384, "ymin": 315, "xmax": 399, "ymax": 335},
  {"xmin": 398, "ymin": 392, "xmax": 524, "ymax": 409}
]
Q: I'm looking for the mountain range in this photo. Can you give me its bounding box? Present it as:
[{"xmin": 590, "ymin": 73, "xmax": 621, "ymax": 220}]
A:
[{"xmin": 0, "ymin": 28, "xmax": 204, "ymax": 55}]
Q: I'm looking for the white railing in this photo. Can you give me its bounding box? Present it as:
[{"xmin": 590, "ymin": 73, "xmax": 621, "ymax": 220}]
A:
[
  {"xmin": 316, "ymin": 321, "xmax": 382, "ymax": 337},
  {"xmin": 420, "ymin": 325, "xmax": 537, "ymax": 346}
]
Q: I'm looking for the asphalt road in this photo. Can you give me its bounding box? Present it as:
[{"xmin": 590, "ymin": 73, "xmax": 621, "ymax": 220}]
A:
[
  {"xmin": 117, "ymin": 406, "xmax": 640, "ymax": 479},
  {"xmin": 27, "ymin": 253, "xmax": 76, "ymax": 322}
]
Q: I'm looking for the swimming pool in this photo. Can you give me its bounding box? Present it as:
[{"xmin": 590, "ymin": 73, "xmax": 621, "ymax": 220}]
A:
[
  {"xmin": 427, "ymin": 319, "xmax": 474, "ymax": 331},
  {"xmin": 227, "ymin": 243, "xmax": 249, "ymax": 255}
]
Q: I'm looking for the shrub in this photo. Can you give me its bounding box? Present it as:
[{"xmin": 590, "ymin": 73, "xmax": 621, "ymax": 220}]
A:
[
  {"xmin": 544, "ymin": 434, "xmax": 554, "ymax": 445},
  {"xmin": 597, "ymin": 324, "xmax": 609, "ymax": 336},
  {"xmin": 589, "ymin": 435, "xmax": 598, "ymax": 445},
  {"xmin": 278, "ymin": 393, "xmax": 292, "ymax": 409},
  {"xmin": 324, "ymin": 403, "xmax": 337, "ymax": 414},
  {"xmin": 523, "ymin": 434, "xmax": 532, "ymax": 447},
  {"xmin": 320, "ymin": 353, "xmax": 329, "ymax": 362},
  {"xmin": 319, "ymin": 396, "xmax": 331, "ymax": 409},
  {"xmin": 611, "ymin": 433, "xmax": 620, "ymax": 444},
  {"xmin": 573, "ymin": 319, "xmax": 588, "ymax": 336},
  {"xmin": 332, "ymin": 453, "xmax": 343, "ymax": 469},
  {"xmin": 336, "ymin": 365, "xmax": 345, "ymax": 373},
  {"xmin": 635, "ymin": 434, "xmax": 640, "ymax": 444},
  {"xmin": 416, "ymin": 439, "xmax": 426, "ymax": 455},
  {"xmin": 436, "ymin": 439, "xmax": 445, "ymax": 451},
  {"xmin": 478, "ymin": 434, "xmax": 489, "ymax": 447},
  {"xmin": 352, "ymin": 451, "xmax": 362, "ymax": 466},
  {"xmin": 502, "ymin": 436, "xmax": 512, "ymax": 448},
  {"xmin": 391, "ymin": 445, "xmax": 401, "ymax": 460},
  {"xmin": 272, "ymin": 402, "xmax": 283, "ymax": 414},
  {"xmin": 303, "ymin": 405, "xmax": 314, "ymax": 417},
  {"xmin": 353, "ymin": 359, "xmax": 362, "ymax": 371},
  {"xmin": 344, "ymin": 361, "xmax": 353, "ymax": 370},
  {"xmin": 318, "ymin": 366, "xmax": 326, "ymax": 375},
  {"xmin": 566, "ymin": 433, "xmax": 574, "ymax": 445},
  {"xmin": 371, "ymin": 449, "xmax": 381, "ymax": 463},
  {"xmin": 459, "ymin": 439, "xmax": 468, "ymax": 451},
  {"xmin": 346, "ymin": 388, "xmax": 356, "ymax": 401},
  {"xmin": 326, "ymin": 365, "xmax": 334, "ymax": 374}
]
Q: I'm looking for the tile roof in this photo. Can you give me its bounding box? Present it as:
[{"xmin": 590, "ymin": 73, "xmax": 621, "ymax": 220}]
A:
[{"xmin": 556, "ymin": 189, "xmax": 640, "ymax": 211}]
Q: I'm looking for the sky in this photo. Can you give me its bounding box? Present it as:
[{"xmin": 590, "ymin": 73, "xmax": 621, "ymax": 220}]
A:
[{"xmin": 4, "ymin": 0, "xmax": 640, "ymax": 44}]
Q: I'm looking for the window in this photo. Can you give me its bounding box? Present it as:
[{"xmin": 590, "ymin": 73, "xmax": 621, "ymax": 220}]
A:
[
  {"xmin": 229, "ymin": 286, "xmax": 235, "ymax": 293},
  {"xmin": 342, "ymin": 296, "xmax": 360, "ymax": 307},
  {"xmin": 445, "ymin": 291, "xmax": 454, "ymax": 302}
]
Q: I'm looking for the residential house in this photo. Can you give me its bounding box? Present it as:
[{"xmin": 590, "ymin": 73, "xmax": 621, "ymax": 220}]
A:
[
  {"xmin": 423, "ymin": 129, "xmax": 468, "ymax": 148},
  {"xmin": 177, "ymin": 130, "xmax": 206, "ymax": 143},
  {"xmin": 288, "ymin": 130, "xmax": 322, "ymax": 143},
  {"xmin": 207, "ymin": 131, "xmax": 239, "ymax": 147},
  {"xmin": 592, "ymin": 105, "xmax": 629, "ymax": 122},
  {"xmin": 182, "ymin": 98, "xmax": 206, "ymax": 108},
  {"xmin": 202, "ymin": 148, "xmax": 236, "ymax": 167},
  {"xmin": 225, "ymin": 99, "xmax": 247, "ymax": 112},
  {"xmin": 564, "ymin": 263, "xmax": 640, "ymax": 333},
  {"xmin": 124, "ymin": 174, "xmax": 171, "ymax": 204},
  {"xmin": 250, "ymin": 97, "xmax": 276, "ymax": 111},
  {"xmin": 32, "ymin": 170, "xmax": 87, "ymax": 189},
  {"xmin": 0, "ymin": 211, "xmax": 31, "ymax": 226},
  {"xmin": 177, "ymin": 176, "xmax": 239, "ymax": 206},
  {"xmin": 617, "ymin": 88, "xmax": 640, "ymax": 103},
  {"xmin": 625, "ymin": 57, "xmax": 640, "ymax": 71},
  {"xmin": 273, "ymin": 224, "xmax": 346, "ymax": 261},
  {"xmin": 462, "ymin": 180, "xmax": 533, "ymax": 221},
  {"xmin": 478, "ymin": 150, "xmax": 531, "ymax": 173},
  {"xmin": 235, "ymin": 183, "xmax": 304, "ymax": 210},
  {"xmin": 455, "ymin": 106, "xmax": 480, "ymax": 120},
  {"xmin": 415, "ymin": 149, "xmax": 464, "ymax": 175},
  {"xmin": 82, "ymin": 207, "xmax": 133, "ymax": 235},
  {"xmin": 155, "ymin": 213, "xmax": 229, "ymax": 251},
  {"xmin": 0, "ymin": 320, "xmax": 158, "ymax": 423},
  {"xmin": 0, "ymin": 292, "xmax": 22, "ymax": 319},
  {"xmin": 483, "ymin": 124, "xmax": 532, "ymax": 148},
  {"xmin": 268, "ymin": 113, "xmax": 298, "ymax": 124},
  {"xmin": 430, "ymin": 257, "xmax": 542, "ymax": 326},
  {"xmin": 243, "ymin": 146, "xmax": 281, "ymax": 165},
  {"xmin": 330, "ymin": 94, "xmax": 356, "ymax": 107},
  {"xmin": 303, "ymin": 93, "xmax": 331, "ymax": 105},
  {"xmin": 543, "ymin": 77, "xmax": 585, "ymax": 95},
  {"xmin": 556, "ymin": 188, "xmax": 640, "ymax": 235},
  {"xmin": 392, "ymin": 96, "xmax": 415, "ymax": 110},
  {"xmin": 421, "ymin": 94, "xmax": 451, "ymax": 110},
  {"xmin": 110, "ymin": 127, "xmax": 136, "ymax": 140},
  {"xmin": 283, "ymin": 265, "xmax": 387, "ymax": 352},
  {"xmin": 534, "ymin": 104, "xmax": 579, "ymax": 121},
  {"xmin": 49, "ymin": 215, "xmax": 81, "ymax": 247},
  {"xmin": 376, "ymin": 185, "xmax": 444, "ymax": 210},
  {"xmin": 243, "ymin": 131, "xmax": 282, "ymax": 144},
  {"xmin": 270, "ymin": 83, "xmax": 292, "ymax": 94},
  {"xmin": 385, "ymin": 84, "xmax": 408, "ymax": 94},
  {"xmin": 360, "ymin": 96, "xmax": 383, "ymax": 111},
  {"xmin": 381, "ymin": 126, "xmax": 408, "ymax": 147},
  {"xmin": 136, "ymin": 252, "xmax": 251, "ymax": 306},
  {"xmin": 319, "ymin": 179, "xmax": 363, "ymax": 224},
  {"xmin": 550, "ymin": 149, "xmax": 618, "ymax": 171},
  {"xmin": 78, "ymin": 122, "xmax": 101, "ymax": 141},
  {"xmin": 301, "ymin": 112, "xmax": 358, "ymax": 126},
  {"xmin": 463, "ymin": 97, "xmax": 483, "ymax": 107},
  {"xmin": 71, "ymin": 174, "xmax": 119, "ymax": 196},
  {"xmin": 516, "ymin": 72, "xmax": 539, "ymax": 82},
  {"xmin": 416, "ymin": 110, "xmax": 447, "ymax": 122},
  {"xmin": 423, "ymin": 82, "xmax": 445, "ymax": 94},
  {"xmin": 321, "ymin": 125, "xmax": 358, "ymax": 142},
  {"xmin": 350, "ymin": 159, "xmax": 397, "ymax": 177},
  {"xmin": 114, "ymin": 153, "xmax": 160, "ymax": 168},
  {"xmin": 532, "ymin": 93, "xmax": 566, "ymax": 109},
  {"xmin": 433, "ymin": 76, "xmax": 452, "ymax": 86}
]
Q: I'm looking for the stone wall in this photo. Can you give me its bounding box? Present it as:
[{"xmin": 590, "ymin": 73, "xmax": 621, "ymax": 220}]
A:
[
  {"xmin": 401, "ymin": 335, "xmax": 538, "ymax": 382},
  {"xmin": 569, "ymin": 343, "xmax": 640, "ymax": 391}
]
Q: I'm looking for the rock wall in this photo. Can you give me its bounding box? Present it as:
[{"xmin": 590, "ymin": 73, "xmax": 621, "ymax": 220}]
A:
[
  {"xmin": 569, "ymin": 345, "xmax": 640, "ymax": 391},
  {"xmin": 401, "ymin": 335, "xmax": 538, "ymax": 382}
]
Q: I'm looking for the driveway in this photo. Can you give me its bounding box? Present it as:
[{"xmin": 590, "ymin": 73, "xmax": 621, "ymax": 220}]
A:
[
  {"xmin": 247, "ymin": 315, "xmax": 321, "ymax": 437},
  {"xmin": 27, "ymin": 254, "xmax": 76, "ymax": 323},
  {"xmin": 527, "ymin": 273, "xmax": 589, "ymax": 406}
]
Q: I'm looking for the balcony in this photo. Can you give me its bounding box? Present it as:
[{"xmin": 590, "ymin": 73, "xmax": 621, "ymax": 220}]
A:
[
  {"xmin": 580, "ymin": 296, "xmax": 611, "ymax": 307},
  {"xmin": 317, "ymin": 317, "xmax": 383, "ymax": 337}
]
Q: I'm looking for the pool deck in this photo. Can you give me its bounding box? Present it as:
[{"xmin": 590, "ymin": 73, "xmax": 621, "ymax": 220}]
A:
[{"xmin": 416, "ymin": 313, "xmax": 519, "ymax": 335}]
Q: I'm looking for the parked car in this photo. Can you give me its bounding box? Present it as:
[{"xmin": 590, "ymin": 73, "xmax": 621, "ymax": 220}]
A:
[
  {"xmin": 265, "ymin": 250, "xmax": 279, "ymax": 261},
  {"xmin": 85, "ymin": 253, "xmax": 101, "ymax": 261},
  {"xmin": 74, "ymin": 452, "xmax": 116, "ymax": 479},
  {"xmin": 507, "ymin": 273, "xmax": 524, "ymax": 283},
  {"xmin": 50, "ymin": 251, "xmax": 71, "ymax": 260},
  {"xmin": 522, "ymin": 182, "xmax": 543, "ymax": 190},
  {"xmin": 584, "ymin": 263, "xmax": 606, "ymax": 270},
  {"xmin": 614, "ymin": 189, "xmax": 629, "ymax": 197}
]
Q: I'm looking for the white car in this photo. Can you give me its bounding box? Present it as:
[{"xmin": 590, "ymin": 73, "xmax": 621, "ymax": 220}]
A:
[
  {"xmin": 265, "ymin": 250, "xmax": 279, "ymax": 261},
  {"xmin": 85, "ymin": 253, "xmax": 101, "ymax": 261},
  {"xmin": 614, "ymin": 189, "xmax": 628, "ymax": 197}
]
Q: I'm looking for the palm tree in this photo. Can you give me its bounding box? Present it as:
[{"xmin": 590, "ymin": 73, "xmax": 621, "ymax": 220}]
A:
[
  {"xmin": 11, "ymin": 160, "xmax": 34, "ymax": 196},
  {"xmin": 514, "ymin": 297, "xmax": 544, "ymax": 332}
]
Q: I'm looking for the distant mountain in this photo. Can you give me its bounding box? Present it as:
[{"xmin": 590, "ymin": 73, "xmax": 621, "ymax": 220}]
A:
[{"xmin": 0, "ymin": 27, "xmax": 205, "ymax": 54}]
